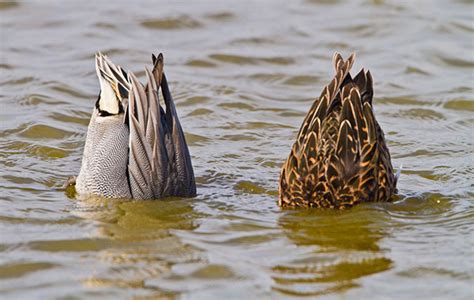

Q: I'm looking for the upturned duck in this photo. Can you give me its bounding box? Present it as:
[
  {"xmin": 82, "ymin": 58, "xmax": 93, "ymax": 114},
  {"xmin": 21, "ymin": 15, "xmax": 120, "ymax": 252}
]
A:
[
  {"xmin": 73, "ymin": 53, "xmax": 196, "ymax": 199},
  {"xmin": 279, "ymin": 53, "xmax": 397, "ymax": 209}
]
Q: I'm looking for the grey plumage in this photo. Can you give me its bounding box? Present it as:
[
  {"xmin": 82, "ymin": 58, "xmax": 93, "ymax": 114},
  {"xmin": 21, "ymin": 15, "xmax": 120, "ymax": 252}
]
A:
[{"xmin": 75, "ymin": 53, "xmax": 196, "ymax": 199}]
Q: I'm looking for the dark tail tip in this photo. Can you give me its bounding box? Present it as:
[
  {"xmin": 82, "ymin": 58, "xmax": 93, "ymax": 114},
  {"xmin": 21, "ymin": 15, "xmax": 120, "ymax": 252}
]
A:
[{"xmin": 151, "ymin": 53, "xmax": 164, "ymax": 65}]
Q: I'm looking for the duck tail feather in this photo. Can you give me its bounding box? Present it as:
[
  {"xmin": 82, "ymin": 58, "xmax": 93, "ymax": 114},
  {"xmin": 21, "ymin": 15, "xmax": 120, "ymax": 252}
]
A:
[
  {"xmin": 364, "ymin": 70, "xmax": 374, "ymax": 104},
  {"xmin": 96, "ymin": 53, "xmax": 130, "ymax": 99},
  {"xmin": 151, "ymin": 53, "xmax": 164, "ymax": 92}
]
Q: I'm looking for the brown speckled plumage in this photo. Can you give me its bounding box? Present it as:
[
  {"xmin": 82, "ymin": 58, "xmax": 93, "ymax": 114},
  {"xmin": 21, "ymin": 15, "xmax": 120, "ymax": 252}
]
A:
[{"xmin": 279, "ymin": 53, "xmax": 397, "ymax": 209}]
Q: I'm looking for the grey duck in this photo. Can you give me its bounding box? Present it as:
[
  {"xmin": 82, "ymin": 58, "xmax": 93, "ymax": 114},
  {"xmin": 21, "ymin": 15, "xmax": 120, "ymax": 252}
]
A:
[{"xmin": 73, "ymin": 53, "xmax": 196, "ymax": 199}]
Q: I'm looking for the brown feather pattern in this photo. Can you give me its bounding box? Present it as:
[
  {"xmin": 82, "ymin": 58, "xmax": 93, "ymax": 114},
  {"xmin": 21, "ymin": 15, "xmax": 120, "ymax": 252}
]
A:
[{"xmin": 279, "ymin": 53, "xmax": 397, "ymax": 209}]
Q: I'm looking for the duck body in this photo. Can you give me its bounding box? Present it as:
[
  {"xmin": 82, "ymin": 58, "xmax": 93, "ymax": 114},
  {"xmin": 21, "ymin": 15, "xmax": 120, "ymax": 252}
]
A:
[
  {"xmin": 279, "ymin": 53, "xmax": 397, "ymax": 209},
  {"xmin": 75, "ymin": 53, "xmax": 196, "ymax": 200}
]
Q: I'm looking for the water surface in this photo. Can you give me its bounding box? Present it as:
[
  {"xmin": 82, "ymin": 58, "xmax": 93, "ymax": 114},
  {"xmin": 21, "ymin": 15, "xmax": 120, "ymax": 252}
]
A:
[{"xmin": 1, "ymin": 1, "xmax": 473, "ymax": 299}]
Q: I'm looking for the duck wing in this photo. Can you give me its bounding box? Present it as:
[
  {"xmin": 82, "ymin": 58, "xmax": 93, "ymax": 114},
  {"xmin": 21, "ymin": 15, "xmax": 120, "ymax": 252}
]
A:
[{"xmin": 127, "ymin": 54, "xmax": 196, "ymax": 199}]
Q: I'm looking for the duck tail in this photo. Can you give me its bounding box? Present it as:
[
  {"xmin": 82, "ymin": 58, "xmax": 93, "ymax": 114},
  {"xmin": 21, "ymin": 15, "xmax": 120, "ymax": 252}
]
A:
[{"xmin": 95, "ymin": 52, "xmax": 130, "ymax": 102}]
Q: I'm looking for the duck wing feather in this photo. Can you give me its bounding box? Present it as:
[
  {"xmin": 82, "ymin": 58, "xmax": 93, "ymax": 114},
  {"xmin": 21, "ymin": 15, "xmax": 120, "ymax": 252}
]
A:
[{"xmin": 127, "ymin": 54, "xmax": 196, "ymax": 199}]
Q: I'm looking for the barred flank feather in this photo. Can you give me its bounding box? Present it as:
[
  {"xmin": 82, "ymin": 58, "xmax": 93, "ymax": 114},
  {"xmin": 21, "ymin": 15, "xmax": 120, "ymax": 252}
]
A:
[{"xmin": 279, "ymin": 53, "xmax": 397, "ymax": 209}]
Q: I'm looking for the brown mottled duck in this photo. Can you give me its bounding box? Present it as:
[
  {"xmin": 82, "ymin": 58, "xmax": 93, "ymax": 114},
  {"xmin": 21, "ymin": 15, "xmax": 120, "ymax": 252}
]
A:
[{"xmin": 279, "ymin": 53, "xmax": 397, "ymax": 209}]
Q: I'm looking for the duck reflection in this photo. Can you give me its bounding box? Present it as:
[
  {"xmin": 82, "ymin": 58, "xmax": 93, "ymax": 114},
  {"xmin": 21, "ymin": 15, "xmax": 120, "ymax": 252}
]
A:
[
  {"xmin": 275, "ymin": 205, "xmax": 393, "ymax": 297},
  {"xmin": 70, "ymin": 197, "xmax": 204, "ymax": 298}
]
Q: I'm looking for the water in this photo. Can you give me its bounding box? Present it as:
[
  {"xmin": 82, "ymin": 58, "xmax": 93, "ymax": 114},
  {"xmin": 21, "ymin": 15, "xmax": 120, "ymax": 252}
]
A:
[{"xmin": 1, "ymin": 1, "xmax": 473, "ymax": 299}]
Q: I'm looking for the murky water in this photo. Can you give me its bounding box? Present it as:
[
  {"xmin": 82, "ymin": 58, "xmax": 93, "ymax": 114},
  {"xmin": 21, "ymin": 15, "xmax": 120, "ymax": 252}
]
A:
[{"xmin": 1, "ymin": 1, "xmax": 473, "ymax": 299}]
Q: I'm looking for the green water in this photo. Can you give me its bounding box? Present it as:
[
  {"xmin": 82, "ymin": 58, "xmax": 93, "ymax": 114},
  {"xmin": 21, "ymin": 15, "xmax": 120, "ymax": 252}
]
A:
[{"xmin": 1, "ymin": 1, "xmax": 473, "ymax": 299}]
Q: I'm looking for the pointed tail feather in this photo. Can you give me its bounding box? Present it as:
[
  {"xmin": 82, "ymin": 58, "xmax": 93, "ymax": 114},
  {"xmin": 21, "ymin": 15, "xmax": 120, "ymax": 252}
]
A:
[{"xmin": 96, "ymin": 52, "xmax": 130, "ymax": 100}]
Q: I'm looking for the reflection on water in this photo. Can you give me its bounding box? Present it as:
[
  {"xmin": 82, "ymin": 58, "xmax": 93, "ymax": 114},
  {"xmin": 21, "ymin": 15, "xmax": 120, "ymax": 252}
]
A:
[
  {"xmin": 279, "ymin": 207, "xmax": 388, "ymax": 251},
  {"xmin": 71, "ymin": 198, "xmax": 204, "ymax": 298},
  {"xmin": 275, "ymin": 206, "xmax": 393, "ymax": 296},
  {"xmin": 0, "ymin": 0, "xmax": 473, "ymax": 299}
]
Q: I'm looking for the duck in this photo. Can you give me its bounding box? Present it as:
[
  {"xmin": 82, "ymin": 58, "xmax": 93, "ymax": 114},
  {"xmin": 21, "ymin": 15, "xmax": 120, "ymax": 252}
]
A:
[
  {"xmin": 279, "ymin": 53, "xmax": 397, "ymax": 209},
  {"xmin": 70, "ymin": 52, "xmax": 196, "ymax": 199}
]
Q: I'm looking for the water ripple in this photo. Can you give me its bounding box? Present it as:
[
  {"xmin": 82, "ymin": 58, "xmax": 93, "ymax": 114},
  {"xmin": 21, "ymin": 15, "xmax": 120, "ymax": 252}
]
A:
[{"xmin": 1, "ymin": 0, "xmax": 473, "ymax": 299}]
